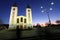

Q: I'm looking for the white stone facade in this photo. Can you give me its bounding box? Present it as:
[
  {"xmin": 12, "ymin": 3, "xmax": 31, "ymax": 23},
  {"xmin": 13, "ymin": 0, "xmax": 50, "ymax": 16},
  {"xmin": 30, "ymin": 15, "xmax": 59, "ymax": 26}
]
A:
[{"xmin": 9, "ymin": 4, "xmax": 32, "ymax": 29}]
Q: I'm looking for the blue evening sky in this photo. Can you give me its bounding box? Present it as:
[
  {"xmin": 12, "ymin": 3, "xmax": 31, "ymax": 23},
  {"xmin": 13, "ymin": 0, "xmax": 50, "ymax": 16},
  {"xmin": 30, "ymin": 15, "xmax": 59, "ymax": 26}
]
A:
[{"xmin": 0, "ymin": 0, "xmax": 60, "ymax": 24}]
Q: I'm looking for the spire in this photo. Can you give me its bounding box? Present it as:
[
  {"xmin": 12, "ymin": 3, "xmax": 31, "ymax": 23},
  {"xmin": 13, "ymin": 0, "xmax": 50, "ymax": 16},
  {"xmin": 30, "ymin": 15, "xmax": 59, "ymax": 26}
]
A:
[
  {"xmin": 12, "ymin": 3, "xmax": 17, "ymax": 7},
  {"xmin": 27, "ymin": 4, "xmax": 31, "ymax": 8}
]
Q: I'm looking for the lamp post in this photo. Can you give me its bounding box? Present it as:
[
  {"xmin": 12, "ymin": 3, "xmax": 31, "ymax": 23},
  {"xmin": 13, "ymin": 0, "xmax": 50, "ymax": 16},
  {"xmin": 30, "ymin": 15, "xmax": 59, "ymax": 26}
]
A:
[
  {"xmin": 40, "ymin": 2, "xmax": 54, "ymax": 26},
  {"xmin": 41, "ymin": 8, "xmax": 52, "ymax": 26},
  {"xmin": 46, "ymin": 9, "xmax": 51, "ymax": 25}
]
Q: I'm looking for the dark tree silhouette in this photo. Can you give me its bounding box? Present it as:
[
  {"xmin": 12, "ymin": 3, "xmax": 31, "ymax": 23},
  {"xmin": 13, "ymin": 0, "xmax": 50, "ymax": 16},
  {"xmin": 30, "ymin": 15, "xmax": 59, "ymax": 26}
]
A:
[
  {"xmin": 0, "ymin": 19, "xmax": 3, "ymax": 24},
  {"xmin": 0, "ymin": 19, "xmax": 4, "ymax": 30},
  {"xmin": 56, "ymin": 20, "xmax": 60, "ymax": 24}
]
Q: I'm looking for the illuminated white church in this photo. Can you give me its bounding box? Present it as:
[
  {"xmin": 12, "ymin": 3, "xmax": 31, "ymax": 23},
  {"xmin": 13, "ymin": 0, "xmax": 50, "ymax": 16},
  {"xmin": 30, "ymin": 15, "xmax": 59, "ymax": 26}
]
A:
[{"xmin": 9, "ymin": 3, "xmax": 33, "ymax": 29}]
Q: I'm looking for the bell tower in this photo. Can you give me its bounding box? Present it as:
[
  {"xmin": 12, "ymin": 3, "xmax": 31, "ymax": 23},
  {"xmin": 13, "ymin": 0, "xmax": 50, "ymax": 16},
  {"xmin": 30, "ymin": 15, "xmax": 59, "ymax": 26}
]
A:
[
  {"xmin": 26, "ymin": 5, "xmax": 33, "ymax": 28},
  {"xmin": 9, "ymin": 3, "xmax": 18, "ymax": 29}
]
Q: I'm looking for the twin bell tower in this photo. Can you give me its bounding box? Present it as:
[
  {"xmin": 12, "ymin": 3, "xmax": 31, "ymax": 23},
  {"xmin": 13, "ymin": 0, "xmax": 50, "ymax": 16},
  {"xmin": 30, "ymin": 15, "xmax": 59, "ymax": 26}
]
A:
[{"xmin": 9, "ymin": 3, "xmax": 33, "ymax": 29}]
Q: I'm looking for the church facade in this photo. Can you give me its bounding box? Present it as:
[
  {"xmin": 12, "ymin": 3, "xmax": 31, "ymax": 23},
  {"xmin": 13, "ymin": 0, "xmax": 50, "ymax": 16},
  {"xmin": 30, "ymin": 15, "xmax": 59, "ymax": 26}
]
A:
[{"xmin": 9, "ymin": 4, "xmax": 33, "ymax": 29}]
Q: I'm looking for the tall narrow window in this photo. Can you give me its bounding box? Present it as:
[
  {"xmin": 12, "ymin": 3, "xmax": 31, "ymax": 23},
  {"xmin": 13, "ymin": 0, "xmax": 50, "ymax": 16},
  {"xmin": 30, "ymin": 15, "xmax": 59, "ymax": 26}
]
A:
[
  {"xmin": 12, "ymin": 12, "xmax": 15, "ymax": 24},
  {"xmin": 21, "ymin": 17, "xmax": 23, "ymax": 22},
  {"xmin": 12, "ymin": 12, "xmax": 15, "ymax": 17},
  {"xmin": 24, "ymin": 19, "xmax": 26, "ymax": 23},
  {"xmin": 17, "ymin": 18, "xmax": 19, "ymax": 23},
  {"xmin": 28, "ymin": 13, "xmax": 30, "ymax": 18}
]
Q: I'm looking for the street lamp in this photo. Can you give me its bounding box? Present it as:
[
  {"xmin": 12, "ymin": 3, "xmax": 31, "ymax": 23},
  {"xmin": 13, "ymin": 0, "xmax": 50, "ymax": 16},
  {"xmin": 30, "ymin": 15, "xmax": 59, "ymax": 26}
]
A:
[
  {"xmin": 40, "ymin": 2, "xmax": 54, "ymax": 26},
  {"xmin": 41, "ymin": 8, "xmax": 52, "ymax": 26},
  {"xmin": 46, "ymin": 9, "xmax": 51, "ymax": 25}
]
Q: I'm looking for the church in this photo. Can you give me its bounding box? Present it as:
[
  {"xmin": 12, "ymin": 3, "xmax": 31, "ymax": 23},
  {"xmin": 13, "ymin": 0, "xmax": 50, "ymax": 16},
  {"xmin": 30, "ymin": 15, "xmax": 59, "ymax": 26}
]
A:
[{"xmin": 9, "ymin": 3, "xmax": 33, "ymax": 29}]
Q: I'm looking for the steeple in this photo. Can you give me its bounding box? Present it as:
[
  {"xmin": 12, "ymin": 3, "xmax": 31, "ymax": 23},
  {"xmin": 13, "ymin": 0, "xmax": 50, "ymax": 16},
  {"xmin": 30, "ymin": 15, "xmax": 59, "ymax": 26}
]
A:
[
  {"xmin": 9, "ymin": 2, "xmax": 18, "ymax": 29},
  {"xmin": 27, "ymin": 4, "xmax": 31, "ymax": 8},
  {"xmin": 12, "ymin": 3, "xmax": 17, "ymax": 7}
]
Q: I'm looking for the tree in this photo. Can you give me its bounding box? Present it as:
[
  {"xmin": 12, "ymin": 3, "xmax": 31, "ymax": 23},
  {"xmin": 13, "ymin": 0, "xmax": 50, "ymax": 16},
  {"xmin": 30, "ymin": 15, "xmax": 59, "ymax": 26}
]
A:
[
  {"xmin": 56, "ymin": 20, "xmax": 60, "ymax": 24},
  {"xmin": 0, "ymin": 19, "xmax": 4, "ymax": 30},
  {"xmin": 0, "ymin": 19, "xmax": 3, "ymax": 24}
]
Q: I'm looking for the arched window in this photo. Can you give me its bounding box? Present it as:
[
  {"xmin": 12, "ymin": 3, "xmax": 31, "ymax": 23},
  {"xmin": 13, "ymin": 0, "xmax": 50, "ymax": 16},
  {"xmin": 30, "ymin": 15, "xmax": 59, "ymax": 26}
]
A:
[
  {"xmin": 17, "ymin": 18, "xmax": 19, "ymax": 23},
  {"xmin": 24, "ymin": 19, "xmax": 26, "ymax": 23},
  {"xmin": 21, "ymin": 17, "xmax": 23, "ymax": 22}
]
